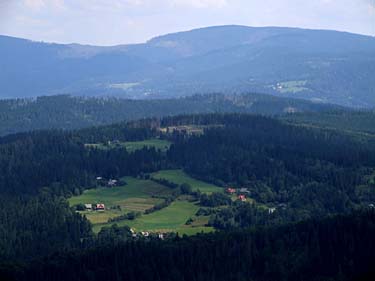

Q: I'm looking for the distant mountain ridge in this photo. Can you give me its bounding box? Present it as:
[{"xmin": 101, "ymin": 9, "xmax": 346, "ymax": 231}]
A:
[{"xmin": 1, "ymin": 25, "xmax": 375, "ymax": 107}]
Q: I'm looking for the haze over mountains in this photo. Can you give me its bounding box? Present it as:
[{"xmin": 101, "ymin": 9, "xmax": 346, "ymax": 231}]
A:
[{"xmin": 1, "ymin": 25, "xmax": 375, "ymax": 107}]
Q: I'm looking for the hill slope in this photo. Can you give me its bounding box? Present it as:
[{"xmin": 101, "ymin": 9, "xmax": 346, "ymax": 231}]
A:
[
  {"xmin": 0, "ymin": 93, "xmax": 340, "ymax": 136},
  {"xmin": 1, "ymin": 25, "xmax": 375, "ymax": 106}
]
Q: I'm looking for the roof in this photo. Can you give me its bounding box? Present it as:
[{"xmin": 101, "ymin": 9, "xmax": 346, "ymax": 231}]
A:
[{"xmin": 238, "ymin": 195, "xmax": 247, "ymax": 201}]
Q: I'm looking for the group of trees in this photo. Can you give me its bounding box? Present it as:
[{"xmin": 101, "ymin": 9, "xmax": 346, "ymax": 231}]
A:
[
  {"xmin": 167, "ymin": 114, "xmax": 375, "ymax": 221},
  {"xmin": 3, "ymin": 210, "xmax": 375, "ymax": 281},
  {"xmin": 0, "ymin": 192, "xmax": 92, "ymax": 262},
  {"xmin": 0, "ymin": 128, "xmax": 168, "ymax": 196}
]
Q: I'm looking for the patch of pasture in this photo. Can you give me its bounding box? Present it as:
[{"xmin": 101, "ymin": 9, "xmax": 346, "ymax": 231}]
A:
[
  {"xmin": 95, "ymin": 200, "xmax": 201, "ymax": 233},
  {"xmin": 69, "ymin": 177, "xmax": 173, "ymax": 223},
  {"xmin": 124, "ymin": 139, "xmax": 171, "ymax": 152},
  {"xmin": 85, "ymin": 139, "xmax": 171, "ymax": 153},
  {"xmin": 151, "ymin": 169, "xmax": 223, "ymax": 194}
]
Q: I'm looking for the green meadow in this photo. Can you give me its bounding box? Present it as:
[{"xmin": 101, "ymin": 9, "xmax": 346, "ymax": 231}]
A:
[
  {"xmin": 69, "ymin": 175, "xmax": 215, "ymax": 235},
  {"xmin": 69, "ymin": 177, "xmax": 172, "ymax": 224},
  {"xmin": 151, "ymin": 169, "xmax": 223, "ymax": 194},
  {"xmin": 276, "ymin": 80, "xmax": 309, "ymax": 94},
  {"xmin": 93, "ymin": 200, "xmax": 213, "ymax": 235},
  {"xmin": 85, "ymin": 139, "xmax": 171, "ymax": 152},
  {"xmin": 123, "ymin": 139, "xmax": 171, "ymax": 152}
]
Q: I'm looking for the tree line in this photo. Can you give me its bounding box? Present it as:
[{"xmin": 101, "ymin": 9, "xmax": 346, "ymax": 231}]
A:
[{"xmin": 3, "ymin": 210, "xmax": 375, "ymax": 281}]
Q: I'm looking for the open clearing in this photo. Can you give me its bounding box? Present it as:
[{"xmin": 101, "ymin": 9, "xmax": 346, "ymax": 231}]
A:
[
  {"xmin": 152, "ymin": 169, "xmax": 223, "ymax": 194},
  {"xmin": 93, "ymin": 200, "xmax": 214, "ymax": 235},
  {"xmin": 85, "ymin": 138, "xmax": 171, "ymax": 152},
  {"xmin": 123, "ymin": 139, "xmax": 171, "ymax": 152},
  {"xmin": 159, "ymin": 124, "xmax": 224, "ymax": 136},
  {"xmin": 70, "ymin": 175, "xmax": 214, "ymax": 235},
  {"xmin": 275, "ymin": 80, "xmax": 309, "ymax": 94},
  {"xmin": 69, "ymin": 177, "xmax": 172, "ymax": 224}
]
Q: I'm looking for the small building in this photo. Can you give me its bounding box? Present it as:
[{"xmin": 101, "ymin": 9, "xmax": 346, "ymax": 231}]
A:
[
  {"xmin": 84, "ymin": 204, "xmax": 92, "ymax": 210},
  {"xmin": 278, "ymin": 203, "xmax": 287, "ymax": 210},
  {"xmin": 141, "ymin": 231, "xmax": 150, "ymax": 237},
  {"xmin": 96, "ymin": 177, "xmax": 103, "ymax": 181},
  {"xmin": 238, "ymin": 195, "xmax": 247, "ymax": 202},
  {"xmin": 96, "ymin": 203, "xmax": 105, "ymax": 211},
  {"xmin": 158, "ymin": 233, "xmax": 165, "ymax": 240},
  {"xmin": 226, "ymin": 187, "xmax": 236, "ymax": 194},
  {"xmin": 239, "ymin": 188, "xmax": 250, "ymax": 194},
  {"xmin": 268, "ymin": 208, "xmax": 276, "ymax": 214},
  {"xmin": 108, "ymin": 179, "xmax": 118, "ymax": 187}
]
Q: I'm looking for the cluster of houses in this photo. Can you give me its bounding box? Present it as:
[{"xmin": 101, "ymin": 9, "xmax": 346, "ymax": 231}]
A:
[
  {"xmin": 84, "ymin": 203, "xmax": 106, "ymax": 211},
  {"xmin": 107, "ymin": 179, "xmax": 118, "ymax": 187},
  {"xmin": 226, "ymin": 187, "xmax": 286, "ymax": 214},
  {"xmin": 96, "ymin": 177, "xmax": 118, "ymax": 188},
  {"xmin": 226, "ymin": 187, "xmax": 250, "ymax": 202},
  {"xmin": 130, "ymin": 228, "xmax": 165, "ymax": 239}
]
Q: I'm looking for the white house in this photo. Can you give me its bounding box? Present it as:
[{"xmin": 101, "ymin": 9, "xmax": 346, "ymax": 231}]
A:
[{"xmin": 268, "ymin": 208, "xmax": 276, "ymax": 214}]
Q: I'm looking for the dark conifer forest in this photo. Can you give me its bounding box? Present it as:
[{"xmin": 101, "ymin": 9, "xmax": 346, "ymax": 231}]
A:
[{"xmin": 0, "ymin": 113, "xmax": 375, "ymax": 281}]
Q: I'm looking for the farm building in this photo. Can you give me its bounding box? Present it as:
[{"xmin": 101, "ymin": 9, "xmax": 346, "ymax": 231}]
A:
[
  {"xmin": 278, "ymin": 203, "xmax": 287, "ymax": 210},
  {"xmin": 96, "ymin": 177, "xmax": 106, "ymax": 186},
  {"xmin": 239, "ymin": 188, "xmax": 250, "ymax": 194},
  {"xmin": 96, "ymin": 204, "xmax": 105, "ymax": 211},
  {"xmin": 226, "ymin": 187, "xmax": 236, "ymax": 194},
  {"xmin": 84, "ymin": 204, "xmax": 92, "ymax": 210},
  {"xmin": 238, "ymin": 195, "xmax": 247, "ymax": 202},
  {"xmin": 107, "ymin": 179, "xmax": 118, "ymax": 187},
  {"xmin": 268, "ymin": 208, "xmax": 276, "ymax": 214}
]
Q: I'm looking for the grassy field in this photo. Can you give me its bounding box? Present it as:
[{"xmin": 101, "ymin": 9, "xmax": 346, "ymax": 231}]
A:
[
  {"xmin": 276, "ymin": 80, "xmax": 309, "ymax": 94},
  {"xmin": 124, "ymin": 139, "xmax": 171, "ymax": 152},
  {"xmin": 93, "ymin": 200, "xmax": 214, "ymax": 235},
  {"xmin": 70, "ymin": 176, "xmax": 214, "ymax": 235},
  {"xmin": 151, "ymin": 170, "xmax": 223, "ymax": 194},
  {"xmin": 69, "ymin": 177, "xmax": 172, "ymax": 224},
  {"xmin": 85, "ymin": 139, "xmax": 171, "ymax": 152}
]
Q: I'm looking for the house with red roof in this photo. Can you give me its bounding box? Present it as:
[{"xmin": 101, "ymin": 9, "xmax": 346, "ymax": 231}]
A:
[
  {"xmin": 226, "ymin": 187, "xmax": 236, "ymax": 194},
  {"xmin": 96, "ymin": 203, "xmax": 105, "ymax": 211},
  {"xmin": 238, "ymin": 195, "xmax": 247, "ymax": 202}
]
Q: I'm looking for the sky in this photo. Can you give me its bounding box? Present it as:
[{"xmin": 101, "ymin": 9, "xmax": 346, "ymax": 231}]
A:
[{"xmin": 0, "ymin": 0, "xmax": 374, "ymax": 45}]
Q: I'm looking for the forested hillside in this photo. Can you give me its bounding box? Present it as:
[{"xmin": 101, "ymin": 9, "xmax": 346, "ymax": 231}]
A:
[
  {"xmin": 1, "ymin": 113, "xmax": 375, "ymax": 281},
  {"xmin": 285, "ymin": 110, "xmax": 375, "ymax": 135},
  {"xmin": 0, "ymin": 93, "xmax": 339, "ymax": 136},
  {"xmin": 4, "ymin": 211, "xmax": 375, "ymax": 281}
]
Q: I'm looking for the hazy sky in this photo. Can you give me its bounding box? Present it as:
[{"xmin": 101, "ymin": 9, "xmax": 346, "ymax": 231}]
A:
[{"xmin": 0, "ymin": 0, "xmax": 374, "ymax": 45}]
